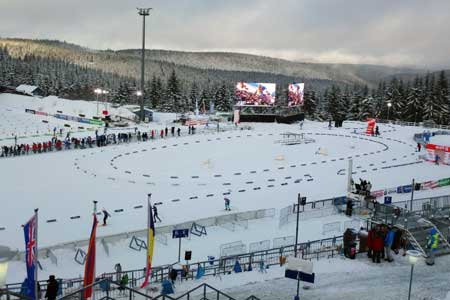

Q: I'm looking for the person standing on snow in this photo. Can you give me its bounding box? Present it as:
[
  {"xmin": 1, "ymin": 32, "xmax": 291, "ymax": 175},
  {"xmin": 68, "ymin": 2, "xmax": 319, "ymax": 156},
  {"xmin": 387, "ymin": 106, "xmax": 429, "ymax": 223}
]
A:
[
  {"xmin": 102, "ymin": 209, "xmax": 111, "ymax": 226},
  {"xmin": 45, "ymin": 275, "xmax": 59, "ymax": 300},
  {"xmin": 372, "ymin": 226, "xmax": 384, "ymax": 263},
  {"xmin": 384, "ymin": 226, "xmax": 394, "ymax": 262},
  {"xmin": 375, "ymin": 126, "xmax": 380, "ymax": 136},
  {"xmin": 114, "ymin": 263, "xmax": 122, "ymax": 281},
  {"xmin": 417, "ymin": 142, "xmax": 422, "ymax": 152},
  {"xmin": 435, "ymin": 154, "xmax": 440, "ymax": 165},
  {"xmin": 426, "ymin": 228, "xmax": 439, "ymax": 265},
  {"xmin": 153, "ymin": 205, "xmax": 161, "ymax": 222},
  {"xmin": 224, "ymin": 197, "xmax": 231, "ymax": 211}
]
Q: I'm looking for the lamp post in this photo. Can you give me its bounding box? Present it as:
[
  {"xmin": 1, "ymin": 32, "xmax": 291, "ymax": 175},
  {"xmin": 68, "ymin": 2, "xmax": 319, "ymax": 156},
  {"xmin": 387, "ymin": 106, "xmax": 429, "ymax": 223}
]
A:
[
  {"xmin": 102, "ymin": 90, "xmax": 109, "ymax": 113},
  {"xmin": 407, "ymin": 250, "xmax": 422, "ymax": 300},
  {"xmin": 387, "ymin": 102, "xmax": 392, "ymax": 121},
  {"xmin": 136, "ymin": 91, "xmax": 143, "ymax": 121},
  {"xmin": 138, "ymin": 7, "xmax": 152, "ymax": 122},
  {"xmin": 94, "ymin": 88, "xmax": 102, "ymax": 116}
]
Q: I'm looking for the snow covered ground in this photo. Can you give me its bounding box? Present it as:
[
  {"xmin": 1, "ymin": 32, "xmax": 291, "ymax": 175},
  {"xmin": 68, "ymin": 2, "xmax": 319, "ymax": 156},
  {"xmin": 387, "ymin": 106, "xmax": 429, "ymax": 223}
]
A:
[
  {"xmin": 159, "ymin": 254, "xmax": 450, "ymax": 300},
  {"xmin": 1, "ymin": 93, "xmax": 450, "ymax": 286}
]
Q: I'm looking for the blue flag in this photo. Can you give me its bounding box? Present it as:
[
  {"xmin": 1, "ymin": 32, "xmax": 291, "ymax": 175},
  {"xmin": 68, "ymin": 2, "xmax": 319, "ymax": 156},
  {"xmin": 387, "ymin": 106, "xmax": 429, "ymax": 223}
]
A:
[{"xmin": 23, "ymin": 215, "xmax": 37, "ymax": 300}]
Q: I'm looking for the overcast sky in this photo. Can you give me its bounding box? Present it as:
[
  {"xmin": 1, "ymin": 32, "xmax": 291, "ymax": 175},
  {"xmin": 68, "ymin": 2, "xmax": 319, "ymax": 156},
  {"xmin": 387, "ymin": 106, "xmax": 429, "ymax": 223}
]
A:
[{"xmin": 1, "ymin": 0, "xmax": 449, "ymax": 68}]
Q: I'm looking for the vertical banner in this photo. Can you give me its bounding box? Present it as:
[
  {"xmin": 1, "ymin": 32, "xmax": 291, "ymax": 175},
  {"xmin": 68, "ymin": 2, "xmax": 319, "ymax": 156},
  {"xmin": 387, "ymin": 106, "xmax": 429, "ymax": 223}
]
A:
[
  {"xmin": 141, "ymin": 194, "xmax": 156, "ymax": 288},
  {"xmin": 366, "ymin": 119, "xmax": 375, "ymax": 135},
  {"xmin": 83, "ymin": 214, "xmax": 98, "ymax": 300},
  {"xmin": 234, "ymin": 110, "xmax": 240, "ymax": 124}
]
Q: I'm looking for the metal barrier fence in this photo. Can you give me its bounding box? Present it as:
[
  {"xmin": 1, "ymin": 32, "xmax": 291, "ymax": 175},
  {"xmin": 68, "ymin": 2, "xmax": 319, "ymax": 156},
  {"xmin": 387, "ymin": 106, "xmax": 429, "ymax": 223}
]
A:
[
  {"xmin": 279, "ymin": 197, "xmax": 343, "ymax": 227},
  {"xmin": 388, "ymin": 194, "xmax": 450, "ymax": 212},
  {"xmin": 5, "ymin": 234, "xmax": 348, "ymax": 296},
  {"xmin": 11, "ymin": 208, "xmax": 275, "ymax": 264}
]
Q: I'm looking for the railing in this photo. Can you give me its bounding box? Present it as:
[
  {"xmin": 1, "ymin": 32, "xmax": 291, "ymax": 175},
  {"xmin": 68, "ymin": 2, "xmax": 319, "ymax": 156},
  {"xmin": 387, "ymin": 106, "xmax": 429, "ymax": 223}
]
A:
[
  {"xmin": 5, "ymin": 234, "xmax": 347, "ymax": 296},
  {"xmin": 387, "ymin": 194, "xmax": 450, "ymax": 213},
  {"xmin": 0, "ymin": 288, "xmax": 32, "ymax": 300},
  {"xmin": 56, "ymin": 278, "xmax": 261, "ymax": 300},
  {"xmin": 0, "ymin": 121, "xmax": 249, "ymax": 159}
]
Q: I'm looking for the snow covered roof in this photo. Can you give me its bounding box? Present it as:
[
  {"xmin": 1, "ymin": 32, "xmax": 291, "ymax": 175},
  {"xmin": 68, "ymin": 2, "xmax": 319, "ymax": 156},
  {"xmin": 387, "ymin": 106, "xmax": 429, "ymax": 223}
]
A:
[{"xmin": 15, "ymin": 84, "xmax": 39, "ymax": 95}]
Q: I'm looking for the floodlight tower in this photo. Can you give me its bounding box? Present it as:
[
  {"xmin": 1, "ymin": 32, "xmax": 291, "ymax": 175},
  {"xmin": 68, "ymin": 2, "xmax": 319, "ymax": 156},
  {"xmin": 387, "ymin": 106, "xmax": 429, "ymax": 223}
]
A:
[{"xmin": 137, "ymin": 7, "xmax": 152, "ymax": 122}]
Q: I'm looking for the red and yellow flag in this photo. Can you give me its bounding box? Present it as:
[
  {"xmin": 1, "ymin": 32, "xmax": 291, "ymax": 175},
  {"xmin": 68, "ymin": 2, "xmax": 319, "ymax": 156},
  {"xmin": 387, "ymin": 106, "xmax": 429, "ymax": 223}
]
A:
[{"xmin": 83, "ymin": 213, "xmax": 98, "ymax": 299}]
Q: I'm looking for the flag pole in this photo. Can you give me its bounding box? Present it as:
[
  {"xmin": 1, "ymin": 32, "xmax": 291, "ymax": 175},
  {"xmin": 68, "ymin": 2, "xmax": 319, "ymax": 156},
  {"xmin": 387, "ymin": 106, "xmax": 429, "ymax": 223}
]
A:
[
  {"xmin": 146, "ymin": 194, "xmax": 152, "ymax": 275},
  {"xmin": 93, "ymin": 201, "xmax": 97, "ymax": 300},
  {"xmin": 34, "ymin": 208, "xmax": 38, "ymax": 300}
]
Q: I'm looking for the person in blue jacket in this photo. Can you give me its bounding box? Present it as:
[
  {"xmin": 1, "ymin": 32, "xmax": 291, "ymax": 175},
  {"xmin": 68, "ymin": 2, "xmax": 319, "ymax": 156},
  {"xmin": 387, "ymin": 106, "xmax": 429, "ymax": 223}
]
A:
[
  {"xmin": 426, "ymin": 228, "xmax": 439, "ymax": 265},
  {"xmin": 384, "ymin": 226, "xmax": 395, "ymax": 262}
]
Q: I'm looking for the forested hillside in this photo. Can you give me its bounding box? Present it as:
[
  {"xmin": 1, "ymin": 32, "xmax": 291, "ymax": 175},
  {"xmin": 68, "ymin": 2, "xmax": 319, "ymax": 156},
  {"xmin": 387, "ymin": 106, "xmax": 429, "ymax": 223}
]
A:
[{"xmin": 0, "ymin": 38, "xmax": 448, "ymax": 124}]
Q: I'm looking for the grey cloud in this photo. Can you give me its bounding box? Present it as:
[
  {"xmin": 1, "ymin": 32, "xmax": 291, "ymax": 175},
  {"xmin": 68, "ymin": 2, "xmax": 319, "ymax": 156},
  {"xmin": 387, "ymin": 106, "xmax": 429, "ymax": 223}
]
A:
[{"xmin": 0, "ymin": 0, "xmax": 449, "ymax": 68}]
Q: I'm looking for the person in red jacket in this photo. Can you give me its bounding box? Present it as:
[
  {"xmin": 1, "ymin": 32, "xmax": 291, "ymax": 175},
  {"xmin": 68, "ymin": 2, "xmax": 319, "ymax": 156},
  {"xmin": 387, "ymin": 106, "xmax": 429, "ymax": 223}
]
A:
[
  {"xmin": 25, "ymin": 144, "xmax": 30, "ymax": 154},
  {"xmin": 56, "ymin": 140, "xmax": 62, "ymax": 151},
  {"xmin": 160, "ymin": 129, "xmax": 164, "ymax": 139},
  {"xmin": 43, "ymin": 142, "xmax": 47, "ymax": 152},
  {"xmin": 151, "ymin": 130, "xmax": 154, "ymax": 140},
  {"xmin": 372, "ymin": 226, "xmax": 384, "ymax": 263},
  {"xmin": 37, "ymin": 143, "xmax": 42, "ymax": 153},
  {"xmin": 32, "ymin": 143, "xmax": 37, "ymax": 154},
  {"xmin": 48, "ymin": 141, "xmax": 52, "ymax": 151}
]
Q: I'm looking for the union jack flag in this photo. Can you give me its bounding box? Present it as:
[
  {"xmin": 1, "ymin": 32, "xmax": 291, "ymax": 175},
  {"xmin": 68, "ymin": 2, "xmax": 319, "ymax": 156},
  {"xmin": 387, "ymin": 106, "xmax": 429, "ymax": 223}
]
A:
[{"xmin": 23, "ymin": 214, "xmax": 38, "ymax": 300}]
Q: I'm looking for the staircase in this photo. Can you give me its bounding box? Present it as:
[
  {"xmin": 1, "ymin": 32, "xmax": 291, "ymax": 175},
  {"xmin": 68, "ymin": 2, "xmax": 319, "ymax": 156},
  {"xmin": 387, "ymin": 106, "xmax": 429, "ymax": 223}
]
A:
[{"xmin": 400, "ymin": 220, "xmax": 450, "ymax": 257}]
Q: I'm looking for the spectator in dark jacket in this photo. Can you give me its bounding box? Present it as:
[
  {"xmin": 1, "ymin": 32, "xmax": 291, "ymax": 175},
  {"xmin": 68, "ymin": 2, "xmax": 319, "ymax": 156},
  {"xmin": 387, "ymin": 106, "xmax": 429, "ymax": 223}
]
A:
[{"xmin": 45, "ymin": 275, "xmax": 59, "ymax": 300}]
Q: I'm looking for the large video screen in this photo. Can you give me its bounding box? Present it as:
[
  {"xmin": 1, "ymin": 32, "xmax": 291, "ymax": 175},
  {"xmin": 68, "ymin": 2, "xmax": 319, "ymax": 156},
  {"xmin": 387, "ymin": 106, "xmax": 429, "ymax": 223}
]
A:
[
  {"xmin": 235, "ymin": 82, "xmax": 276, "ymax": 106},
  {"xmin": 288, "ymin": 83, "xmax": 305, "ymax": 106}
]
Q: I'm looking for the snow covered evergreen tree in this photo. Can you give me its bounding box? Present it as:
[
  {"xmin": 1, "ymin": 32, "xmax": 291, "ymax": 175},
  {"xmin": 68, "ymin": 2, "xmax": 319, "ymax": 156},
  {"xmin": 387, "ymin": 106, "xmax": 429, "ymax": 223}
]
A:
[
  {"xmin": 214, "ymin": 83, "xmax": 230, "ymax": 112},
  {"xmin": 302, "ymin": 90, "xmax": 317, "ymax": 117}
]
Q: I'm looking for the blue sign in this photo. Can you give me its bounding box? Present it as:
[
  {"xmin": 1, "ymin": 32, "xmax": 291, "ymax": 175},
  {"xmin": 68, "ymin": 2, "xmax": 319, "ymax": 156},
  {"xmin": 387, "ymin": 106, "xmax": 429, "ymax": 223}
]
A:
[
  {"xmin": 172, "ymin": 228, "xmax": 189, "ymax": 239},
  {"xmin": 285, "ymin": 270, "xmax": 315, "ymax": 283},
  {"xmin": 384, "ymin": 196, "xmax": 392, "ymax": 204}
]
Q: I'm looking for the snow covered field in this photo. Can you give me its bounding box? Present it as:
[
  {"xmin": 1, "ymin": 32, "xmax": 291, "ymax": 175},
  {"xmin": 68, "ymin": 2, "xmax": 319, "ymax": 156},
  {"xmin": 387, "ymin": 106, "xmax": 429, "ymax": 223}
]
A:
[
  {"xmin": 1, "ymin": 93, "xmax": 450, "ymax": 285},
  {"xmin": 163, "ymin": 254, "xmax": 450, "ymax": 300}
]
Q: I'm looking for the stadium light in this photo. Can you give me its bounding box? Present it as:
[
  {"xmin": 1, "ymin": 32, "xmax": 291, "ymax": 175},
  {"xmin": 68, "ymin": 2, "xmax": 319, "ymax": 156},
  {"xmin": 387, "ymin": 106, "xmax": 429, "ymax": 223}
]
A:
[
  {"xmin": 136, "ymin": 90, "xmax": 143, "ymax": 97},
  {"xmin": 137, "ymin": 7, "xmax": 152, "ymax": 122},
  {"xmin": 94, "ymin": 88, "xmax": 102, "ymax": 116},
  {"xmin": 387, "ymin": 102, "xmax": 392, "ymax": 121},
  {"xmin": 406, "ymin": 250, "xmax": 422, "ymax": 300},
  {"xmin": 101, "ymin": 90, "xmax": 109, "ymax": 112}
]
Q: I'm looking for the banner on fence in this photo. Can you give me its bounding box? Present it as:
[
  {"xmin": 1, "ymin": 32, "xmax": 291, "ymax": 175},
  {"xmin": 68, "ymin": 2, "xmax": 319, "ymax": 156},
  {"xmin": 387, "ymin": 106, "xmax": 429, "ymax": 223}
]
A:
[
  {"xmin": 425, "ymin": 143, "xmax": 450, "ymax": 165},
  {"xmin": 438, "ymin": 178, "xmax": 450, "ymax": 187},
  {"xmin": 35, "ymin": 111, "xmax": 47, "ymax": 116},
  {"xmin": 397, "ymin": 184, "xmax": 412, "ymax": 194}
]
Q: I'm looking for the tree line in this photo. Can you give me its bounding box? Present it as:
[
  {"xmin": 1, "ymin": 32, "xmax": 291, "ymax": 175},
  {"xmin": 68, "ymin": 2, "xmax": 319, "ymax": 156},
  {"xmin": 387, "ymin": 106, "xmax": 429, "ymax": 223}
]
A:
[
  {"xmin": 305, "ymin": 71, "xmax": 449, "ymax": 124},
  {"xmin": 1, "ymin": 45, "xmax": 449, "ymax": 124}
]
